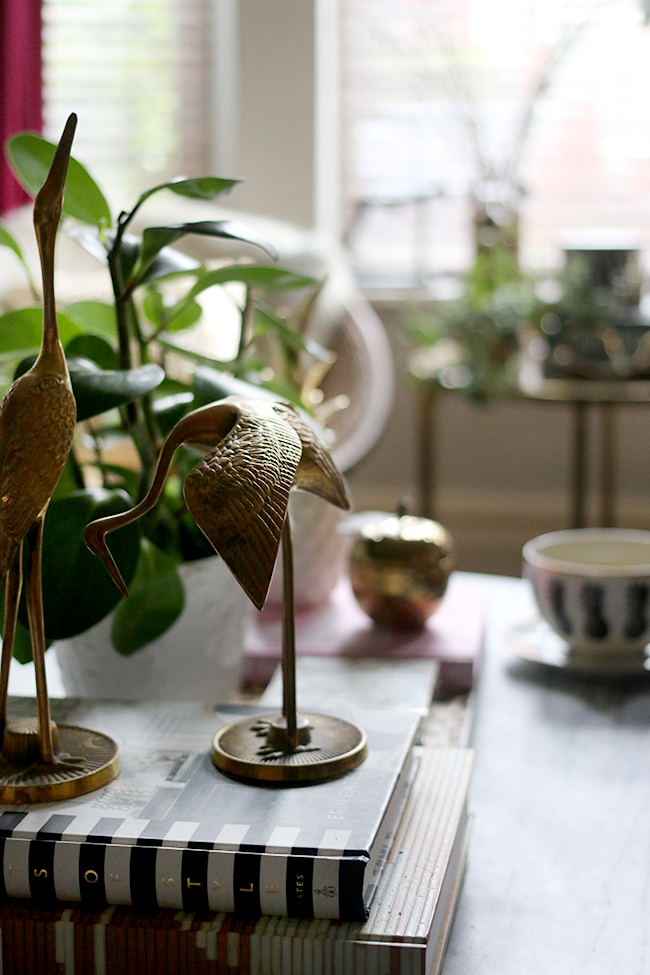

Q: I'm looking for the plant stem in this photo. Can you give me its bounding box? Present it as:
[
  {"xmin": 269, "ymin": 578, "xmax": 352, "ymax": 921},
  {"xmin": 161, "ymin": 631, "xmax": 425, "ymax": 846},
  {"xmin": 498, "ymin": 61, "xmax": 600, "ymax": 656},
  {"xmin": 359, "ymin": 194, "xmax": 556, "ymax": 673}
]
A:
[{"xmin": 238, "ymin": 286, "xmax": 255, "ymax": 360}]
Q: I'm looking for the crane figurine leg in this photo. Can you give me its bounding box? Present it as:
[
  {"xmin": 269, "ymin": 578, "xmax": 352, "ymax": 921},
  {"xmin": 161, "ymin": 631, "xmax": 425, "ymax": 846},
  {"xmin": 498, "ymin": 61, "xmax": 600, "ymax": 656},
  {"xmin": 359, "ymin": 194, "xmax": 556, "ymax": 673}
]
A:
[{"xmin": 0, "ymin": 516, "xmax": 57, "ymax": 765}]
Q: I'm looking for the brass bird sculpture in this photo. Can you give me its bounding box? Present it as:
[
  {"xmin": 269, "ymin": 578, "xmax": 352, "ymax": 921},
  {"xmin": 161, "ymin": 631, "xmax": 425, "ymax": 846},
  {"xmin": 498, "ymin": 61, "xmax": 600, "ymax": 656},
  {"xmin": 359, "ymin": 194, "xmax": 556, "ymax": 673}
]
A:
[
  {"xmin": 83, "ymin": 396, "xmax": 350, "ymax": 611},
  {"xmin": 85, "ymin": 396, "xmax": 357, "ymax": 774},
  {"xmin": 0, "ymin": 114, "xmax": 78, "ymax": 764}
]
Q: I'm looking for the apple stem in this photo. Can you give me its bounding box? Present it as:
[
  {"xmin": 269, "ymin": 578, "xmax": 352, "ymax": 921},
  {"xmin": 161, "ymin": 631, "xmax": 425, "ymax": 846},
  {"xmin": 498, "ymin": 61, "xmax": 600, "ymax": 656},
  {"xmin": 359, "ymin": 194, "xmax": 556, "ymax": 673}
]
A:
[{"xmin": 397, "ymin": 497, "xmax": 410, "ymax": 518}]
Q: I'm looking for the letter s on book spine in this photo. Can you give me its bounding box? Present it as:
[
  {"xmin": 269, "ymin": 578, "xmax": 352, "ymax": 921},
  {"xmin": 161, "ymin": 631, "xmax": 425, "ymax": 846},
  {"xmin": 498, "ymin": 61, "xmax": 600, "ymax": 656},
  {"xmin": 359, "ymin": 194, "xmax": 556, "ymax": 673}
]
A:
[{"xmin": 6, "ymin": 837, "xmax": 372, "ymax": 920}]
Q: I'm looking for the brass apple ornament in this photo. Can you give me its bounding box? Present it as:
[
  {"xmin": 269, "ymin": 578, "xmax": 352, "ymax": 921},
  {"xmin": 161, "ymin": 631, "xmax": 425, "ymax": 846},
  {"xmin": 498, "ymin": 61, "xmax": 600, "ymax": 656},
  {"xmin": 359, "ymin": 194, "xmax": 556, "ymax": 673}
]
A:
[{"xmin": 348, "ymin": 506, "xmax": 454, "ymax": 631}]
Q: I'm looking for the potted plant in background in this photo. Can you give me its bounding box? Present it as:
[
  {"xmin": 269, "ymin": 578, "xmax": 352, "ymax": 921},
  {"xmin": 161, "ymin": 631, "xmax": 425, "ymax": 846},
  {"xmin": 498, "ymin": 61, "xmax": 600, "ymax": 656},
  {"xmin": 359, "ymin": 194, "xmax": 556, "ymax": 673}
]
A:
[
  {"xmin": 0, "ymin": 131, "xmax": 340, "ymax": 702},
  {"xmin": 405, "ymin": 224, "xmax": 537, "ymax": 403}
]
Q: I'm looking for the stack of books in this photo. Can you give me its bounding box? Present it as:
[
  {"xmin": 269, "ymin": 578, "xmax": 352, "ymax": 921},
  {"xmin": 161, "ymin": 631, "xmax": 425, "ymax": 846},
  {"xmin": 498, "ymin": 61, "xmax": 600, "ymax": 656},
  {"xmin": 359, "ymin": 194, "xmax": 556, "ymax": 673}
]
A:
[{"xmin": 0, "ymin": 697, "xmax": 472, "ymax": 973}]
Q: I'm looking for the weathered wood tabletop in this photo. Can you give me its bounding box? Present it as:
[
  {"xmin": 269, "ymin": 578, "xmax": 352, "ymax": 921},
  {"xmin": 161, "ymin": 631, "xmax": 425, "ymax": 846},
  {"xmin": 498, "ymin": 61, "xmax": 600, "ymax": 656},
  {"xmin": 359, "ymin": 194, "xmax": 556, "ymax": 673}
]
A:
[{"xmin": 443, "ymin": 574, "xmax": 650, "ymax": 975}]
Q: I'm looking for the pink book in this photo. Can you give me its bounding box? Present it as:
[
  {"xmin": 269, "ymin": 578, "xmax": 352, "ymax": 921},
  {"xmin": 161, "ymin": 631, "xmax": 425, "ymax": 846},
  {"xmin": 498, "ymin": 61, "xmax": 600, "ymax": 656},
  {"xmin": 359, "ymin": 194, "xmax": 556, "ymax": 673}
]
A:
[{"xmin": 242, "ymin": 570, "xmax": 486, "ymax": 696}]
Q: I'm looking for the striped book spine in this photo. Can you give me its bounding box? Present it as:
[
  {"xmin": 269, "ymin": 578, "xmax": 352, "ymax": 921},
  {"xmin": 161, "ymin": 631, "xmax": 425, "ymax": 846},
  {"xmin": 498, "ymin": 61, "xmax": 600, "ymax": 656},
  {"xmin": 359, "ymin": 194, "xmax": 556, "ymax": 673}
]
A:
[
  {"xmin": 0, "ymin": 700, "xmax": 420, "ymax": 924},
  {"xmin": 0, "ymin": 749, "xmax": 414, "ymax": 922}
]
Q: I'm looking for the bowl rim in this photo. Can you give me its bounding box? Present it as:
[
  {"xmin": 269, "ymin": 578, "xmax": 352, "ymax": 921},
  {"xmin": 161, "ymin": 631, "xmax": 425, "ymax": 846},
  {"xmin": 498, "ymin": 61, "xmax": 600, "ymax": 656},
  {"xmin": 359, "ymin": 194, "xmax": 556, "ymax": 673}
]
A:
[{"xmin": 522, "ymin": 528, "xmax": 650, "ymax": 577}]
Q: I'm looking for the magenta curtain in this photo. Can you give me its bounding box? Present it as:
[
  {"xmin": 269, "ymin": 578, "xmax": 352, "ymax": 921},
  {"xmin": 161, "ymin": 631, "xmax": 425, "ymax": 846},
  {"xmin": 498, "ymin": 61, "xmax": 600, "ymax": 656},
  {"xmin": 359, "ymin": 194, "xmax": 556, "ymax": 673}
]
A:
[{"xmin": 0, "ymin": 0, "xmax": 43, "ymax": 215}]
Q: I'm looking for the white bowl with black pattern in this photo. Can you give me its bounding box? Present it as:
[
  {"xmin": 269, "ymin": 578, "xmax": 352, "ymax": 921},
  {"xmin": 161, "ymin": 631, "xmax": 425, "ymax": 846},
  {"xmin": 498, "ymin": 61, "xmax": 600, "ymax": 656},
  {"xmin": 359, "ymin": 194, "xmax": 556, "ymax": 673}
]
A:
[{"xmin": 523, "ymin": 529, "xmax": 650, "ymax": 655}]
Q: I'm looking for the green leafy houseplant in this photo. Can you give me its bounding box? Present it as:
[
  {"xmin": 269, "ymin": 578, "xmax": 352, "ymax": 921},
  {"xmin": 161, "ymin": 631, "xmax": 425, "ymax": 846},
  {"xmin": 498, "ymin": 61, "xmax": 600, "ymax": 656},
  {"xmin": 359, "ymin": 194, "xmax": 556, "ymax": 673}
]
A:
[
  {"xmin": 406, "ymin": 230, "xmax": 536, "ymax": 403},
  {"xmin": 0, "ymin": 133, "xmax": 335, "ymax": 660}
]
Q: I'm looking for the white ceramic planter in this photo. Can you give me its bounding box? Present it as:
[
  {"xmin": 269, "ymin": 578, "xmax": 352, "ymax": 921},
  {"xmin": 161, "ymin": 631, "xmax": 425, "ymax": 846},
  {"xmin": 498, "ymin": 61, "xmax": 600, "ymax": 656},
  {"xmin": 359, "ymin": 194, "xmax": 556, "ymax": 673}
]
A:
[
  {"xmin": 265, "ymin": 492, "xmax": 352, "ymax": 610},
  {"xmin": 55, "ymin": 556, "xmax": 249, "ymax": 704}
]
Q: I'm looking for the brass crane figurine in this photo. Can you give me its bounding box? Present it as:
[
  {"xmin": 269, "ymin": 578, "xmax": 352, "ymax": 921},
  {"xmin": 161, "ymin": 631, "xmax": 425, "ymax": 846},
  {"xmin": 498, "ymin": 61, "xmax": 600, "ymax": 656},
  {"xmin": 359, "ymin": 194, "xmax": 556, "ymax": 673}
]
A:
[
  {"xmin": 0, "ymin": 113, "xmax": 120, "ymax": 803},
  {"xmin": 84, "ymin": 397, "xmax": 368, "ymax": 783}
]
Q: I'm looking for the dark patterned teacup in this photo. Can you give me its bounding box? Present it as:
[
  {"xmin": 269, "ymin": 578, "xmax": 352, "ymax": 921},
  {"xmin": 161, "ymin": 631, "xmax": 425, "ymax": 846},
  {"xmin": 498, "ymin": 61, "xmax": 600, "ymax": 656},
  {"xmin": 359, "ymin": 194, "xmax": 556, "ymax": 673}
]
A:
[{"xmin": 523, "ymin": 529, "xmax": 650, "ymax": 654}]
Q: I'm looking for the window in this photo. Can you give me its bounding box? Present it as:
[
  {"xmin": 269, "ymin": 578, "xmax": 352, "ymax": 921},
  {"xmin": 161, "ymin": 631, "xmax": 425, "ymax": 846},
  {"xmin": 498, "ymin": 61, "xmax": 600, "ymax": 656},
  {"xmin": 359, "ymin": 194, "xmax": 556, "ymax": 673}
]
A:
[
  {"xmin": 342, "ymin": 0, "xmax": 650, "ymax": 290},
  {"xmin": 42, "ymin": 0, "xmax": 211, "ymax": 207}
]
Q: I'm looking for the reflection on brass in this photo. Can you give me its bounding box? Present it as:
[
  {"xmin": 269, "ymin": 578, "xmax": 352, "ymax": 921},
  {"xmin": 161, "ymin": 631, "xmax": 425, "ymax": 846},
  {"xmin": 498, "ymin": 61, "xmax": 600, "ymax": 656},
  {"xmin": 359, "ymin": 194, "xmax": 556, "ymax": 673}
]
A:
[
  {"xmin": 349, "ymin": 510, "xmax": 454, "ymax": 630},
  {"xmin": 84, "ymin": 396, "xmax": 366, "ymax": 784},
  {"xmin": 211, "ymin": 711, "xmax": 367, "ymax": 784},
  {"xmin": 0, "ymin": 724, "xmax": 120, "ymax": 804},
  {"xmin": 0, "ymin": 113, "xmax": 120, "ymax": 798},
  {"xmin": 2, "ymin": 717, "xmax": 60, "ymax": 765}
]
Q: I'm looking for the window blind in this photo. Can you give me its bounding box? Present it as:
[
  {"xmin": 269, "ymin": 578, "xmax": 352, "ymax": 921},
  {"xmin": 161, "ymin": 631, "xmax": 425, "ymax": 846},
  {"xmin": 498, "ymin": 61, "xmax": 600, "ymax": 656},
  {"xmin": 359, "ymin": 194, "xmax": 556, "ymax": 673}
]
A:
[
  {"xmin": 42, "ymin": 0, "xmax": 211, "ymax": 208},
  {"xmin": 342, "ymin": 0, "xmax": 650, "ymax": 286}
]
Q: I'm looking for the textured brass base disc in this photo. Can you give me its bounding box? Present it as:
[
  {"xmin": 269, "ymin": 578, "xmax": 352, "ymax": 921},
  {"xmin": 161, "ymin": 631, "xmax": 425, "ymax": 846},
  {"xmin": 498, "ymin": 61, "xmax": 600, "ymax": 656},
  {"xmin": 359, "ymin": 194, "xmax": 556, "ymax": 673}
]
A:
[
  {"xmin": 212, "ymin": 711, "xmax": 367, "ymax": 784},
  {"xmin": 0, "ymin": 725, "xmax": 120, "ymax": 804}
]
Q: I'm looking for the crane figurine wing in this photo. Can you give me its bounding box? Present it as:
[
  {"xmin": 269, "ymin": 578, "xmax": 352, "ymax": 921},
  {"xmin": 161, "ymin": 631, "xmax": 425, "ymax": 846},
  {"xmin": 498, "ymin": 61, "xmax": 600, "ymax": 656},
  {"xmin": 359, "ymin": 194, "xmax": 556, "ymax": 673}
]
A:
[
  {"xmin": 184, "ymin": 401, "xmax": 303, "ymax": 609},
  {"xmin": 269, "ymin": 401, "xmax": 350, "ymax": 511}
]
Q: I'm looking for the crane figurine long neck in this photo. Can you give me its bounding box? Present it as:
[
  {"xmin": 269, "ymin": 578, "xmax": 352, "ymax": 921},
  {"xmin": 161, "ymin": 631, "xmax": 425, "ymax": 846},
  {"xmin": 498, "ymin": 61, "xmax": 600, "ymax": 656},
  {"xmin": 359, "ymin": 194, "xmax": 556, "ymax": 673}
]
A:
[
  {"xmin": 33, "ymin": 117, "xmax": 76, "ymax": 374},
  {"xmin": 0, "ymin": 113, "xmax": 78, "ymax": 766}
]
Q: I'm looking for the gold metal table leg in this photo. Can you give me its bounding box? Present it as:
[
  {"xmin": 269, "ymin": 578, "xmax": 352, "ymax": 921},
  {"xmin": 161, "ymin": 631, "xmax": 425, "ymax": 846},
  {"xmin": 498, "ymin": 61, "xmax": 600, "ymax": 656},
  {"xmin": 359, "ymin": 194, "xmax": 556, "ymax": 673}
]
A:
[
  {"xmin": 418, "ymin": 384, "xmax": 437, "ymax": 520},
  {"xmin": 572, "ymin": 401, "xmax": 588, "ymax": 528},
  {"xmin": 599, "ymin": 403, "xmax": 616, "ymax": 528}
]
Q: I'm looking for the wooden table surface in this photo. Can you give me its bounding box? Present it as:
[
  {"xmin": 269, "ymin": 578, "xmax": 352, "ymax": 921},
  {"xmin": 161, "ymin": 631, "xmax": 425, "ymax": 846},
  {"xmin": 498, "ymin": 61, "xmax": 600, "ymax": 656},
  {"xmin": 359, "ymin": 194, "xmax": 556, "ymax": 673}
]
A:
[{"xmin": 443, "ymin": 574, "xmax": 650, "ymax": 975}]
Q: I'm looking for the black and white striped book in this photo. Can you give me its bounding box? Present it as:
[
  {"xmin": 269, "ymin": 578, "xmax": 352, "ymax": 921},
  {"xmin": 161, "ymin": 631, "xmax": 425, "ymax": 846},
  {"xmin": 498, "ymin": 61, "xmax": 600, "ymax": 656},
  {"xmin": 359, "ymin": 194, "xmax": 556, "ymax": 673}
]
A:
[
  {"xmin": 0, "ymin": 697, "xmax": 420, "ymax": 921},
  {"xmin": 0, "ymin": 747, "xmax": 473, "ymax": 975}
]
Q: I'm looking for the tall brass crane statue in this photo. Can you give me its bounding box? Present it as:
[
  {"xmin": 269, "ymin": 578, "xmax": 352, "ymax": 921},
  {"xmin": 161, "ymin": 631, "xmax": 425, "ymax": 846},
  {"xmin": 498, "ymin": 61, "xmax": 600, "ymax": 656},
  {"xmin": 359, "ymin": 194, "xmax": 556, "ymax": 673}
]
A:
[
  {"xmin": 0, "ymin": 113, "xmax": 78, "ymax": 766},
  {"xmin": 84, "ymin": 397, "xmax": 363, "ymax": 782}
]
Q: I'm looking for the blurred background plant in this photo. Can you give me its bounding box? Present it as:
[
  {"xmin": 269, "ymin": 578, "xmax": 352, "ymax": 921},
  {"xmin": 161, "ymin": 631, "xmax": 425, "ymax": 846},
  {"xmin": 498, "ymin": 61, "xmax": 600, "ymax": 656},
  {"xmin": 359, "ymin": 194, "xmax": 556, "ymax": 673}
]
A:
[
  {"xmin": 405, "ymin": 216, "xmax": 537, "ymax": 402},
  {"xmin": 0, "ymin": 132, "xmax": 340, "ymax": 658},
  {"xmin": 529, "ymin": 245, "xmax": 649, "ymax": 381}
]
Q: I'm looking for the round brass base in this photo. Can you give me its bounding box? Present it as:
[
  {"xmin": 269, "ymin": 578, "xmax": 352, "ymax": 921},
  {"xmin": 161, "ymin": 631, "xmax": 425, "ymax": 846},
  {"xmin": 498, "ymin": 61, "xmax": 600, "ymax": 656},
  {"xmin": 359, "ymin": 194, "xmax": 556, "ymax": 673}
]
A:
[
  {"xmin": 212, "ymin": 711, "xmax": 368, "ymax": 784},
  {"xmin": 0, "ymin": 725, "xmax": 120, "ymax": 804}
]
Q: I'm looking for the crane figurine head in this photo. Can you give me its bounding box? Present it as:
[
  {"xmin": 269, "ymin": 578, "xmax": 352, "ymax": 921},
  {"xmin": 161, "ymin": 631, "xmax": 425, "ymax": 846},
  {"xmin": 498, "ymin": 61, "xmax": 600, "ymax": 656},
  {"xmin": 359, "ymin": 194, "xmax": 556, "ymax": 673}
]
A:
[{"xmin": 84, "ymin": 396, "xmax": 368, "ymax": 783}]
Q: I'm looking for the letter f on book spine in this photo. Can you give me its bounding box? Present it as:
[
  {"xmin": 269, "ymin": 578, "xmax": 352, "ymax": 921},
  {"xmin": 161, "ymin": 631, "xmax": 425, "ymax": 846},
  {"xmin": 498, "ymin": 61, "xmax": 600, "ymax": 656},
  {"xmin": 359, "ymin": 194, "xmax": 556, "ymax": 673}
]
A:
[{"xmin": 84, "ymin": 397, "xmax": 368, "ymax": 782}]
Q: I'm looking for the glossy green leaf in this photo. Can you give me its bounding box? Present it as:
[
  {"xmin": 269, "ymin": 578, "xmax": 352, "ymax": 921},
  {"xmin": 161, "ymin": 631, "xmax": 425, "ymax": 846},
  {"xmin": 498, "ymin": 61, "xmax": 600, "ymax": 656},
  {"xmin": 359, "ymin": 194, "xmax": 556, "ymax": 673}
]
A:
[
  {"xmin": 164, "ymin": 176, "xmax": 239, "ymax": 199},
  {"xmin": 118, "ymin": 234, "xmax": 143, "ymax": 282},
  {"xmin": 96, "ymin": 464, "xmax": 139, "ymax": 498},
  {"xmin": 0, "ymin": 223, "xmax": 26, "ymax": 262},
  {"xmin": 6, "ymin": 133, "xmax": 112, "ymax": 228},
  {"xmin": 138, "ymin": 247, "xmax": 201, "ymax": 286},
  {"xmin": 135, "ymin": 177, "xmax": 239, "ymax": 210},
  {"xmin": 164, "ymin": 297, "xmax": 203, "ymax": 333},
  {"xmin": 192, "ymin": 366, "xmax": 276, "ymax": 407},
  {"xmin": 65, "ymin": 333, "xmax": 119, "ymax": 370},
  {"xmin": 156, "ymin": 376, "xmax": 194, "ymax": 398},
  {"xmin": 0, "ymin": 307, "xmax": 80, "ymax": 355},
  {"xmin": 142, "ymin": 289, "xmax": 165, "ymax": 326},
  {"xmin": 131, "ymin": 220, "xmax": 278, "ymax": 286},
  {"xmin": 12, "ymin": 355, "xmax": 37, "ymax": 380},
  {"xmin": 10, "ymin": 622, "xmax": 38, "ymax": 665},
  {"xmin": 68, "ymin": 360, "xmax": 165, "ymax": 421},
  {"xmin": 152, "ymin": 391, "xmax": 194, "ymax": 436},
  {"xmin": 254, "ymin": 307, "xmax": 334, "ymax": 361},
  {"xmin": 18, "ymin": 489, "xmax": 142, "ymax": 641},
  {"xmin": 63, "ymin": 301, "xmax": 118, "ymax": 343},
  {"xmin": 155, "ymin": 335, "xmax": 230, "ymax": 370},
  {"xmin": 111, "ymin": 540, "xmax": 185, "ymax": 654},
  {"xmin": 187, "ymin": 265, "xmax": 316, "ymax": 302},
  {"xmin": 52, "ymin": 454, "xmax": 85, "ymax": 501},
  {"xmin": 0, "ymin": 590, "xmax": 38, "ymax": 664},
  {"xmin": 64, "ymin": 225, "xmax": 110, "ymax": 264},
  {"xmin": 0, "ymin": 224, "xmax": 36, "ymax": 293}
]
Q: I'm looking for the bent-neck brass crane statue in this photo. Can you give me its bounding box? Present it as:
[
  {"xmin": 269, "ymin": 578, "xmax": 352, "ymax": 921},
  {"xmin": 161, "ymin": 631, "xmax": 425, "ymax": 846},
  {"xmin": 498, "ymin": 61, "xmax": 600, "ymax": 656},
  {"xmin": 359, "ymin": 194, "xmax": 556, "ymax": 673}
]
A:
[
  {"xmin": 84, "ymin": 397, "xmax": 366, "ymax": 783},
  {"xmin": 0, "ymin": 114, "xmax": 78, "ymax": 767}
]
